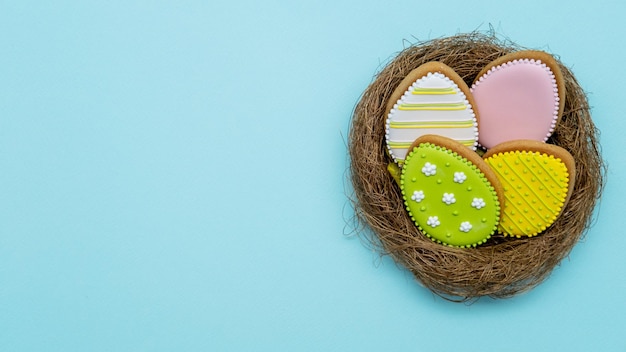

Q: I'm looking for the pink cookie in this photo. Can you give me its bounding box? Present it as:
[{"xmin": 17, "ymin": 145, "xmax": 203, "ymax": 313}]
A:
[{"xmin": 470, "ymin": 51, "xmax": 566, "ymax": 149}]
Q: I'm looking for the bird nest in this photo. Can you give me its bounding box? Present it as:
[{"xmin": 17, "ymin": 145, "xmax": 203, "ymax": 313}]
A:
[{"xmin": 348, "ymin": 33, "xmax": 604, "ymax": 300}]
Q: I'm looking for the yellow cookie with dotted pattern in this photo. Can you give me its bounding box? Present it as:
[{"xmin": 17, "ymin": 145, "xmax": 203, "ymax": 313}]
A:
[{"xmin": 483, "ymin": 140, "xmax": 575, "ymax": 237}]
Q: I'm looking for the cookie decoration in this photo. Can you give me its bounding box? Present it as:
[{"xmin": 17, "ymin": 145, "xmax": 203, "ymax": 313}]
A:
[
  {"xmin": 400, "ymin": 135, "xmax": 502, "ymax": 247},
  {"xmin": 385, "ymin": 62, "xmax": 479, "ymax": 164},
  {"xmin": 470, "ymin": 51, "xmax": 566, "ymax": 149},
  {"xmin": 483, "ymin": 140, "xmax": 576, "ymax": 237}
]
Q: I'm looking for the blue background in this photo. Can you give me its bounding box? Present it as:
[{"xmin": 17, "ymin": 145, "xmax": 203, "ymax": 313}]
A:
[{"xmin": 1, "ymin": 1, "xmax": 624, "ymax": 351}]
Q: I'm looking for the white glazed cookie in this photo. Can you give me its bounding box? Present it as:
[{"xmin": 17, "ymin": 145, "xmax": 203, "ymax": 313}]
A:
[{"xmin": 385, "ymin": 62, "xmax": 479, "ymax": 164}]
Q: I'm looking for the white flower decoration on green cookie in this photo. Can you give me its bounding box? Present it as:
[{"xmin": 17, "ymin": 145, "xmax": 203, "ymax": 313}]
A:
[
  {"xmin": 427, "ymin": 216, "xmax": 440, "ymax": 227},
  {"xmin": 422, "ymin": 162, "xmax": 437, "ymax": 176},
  {"xmin": 459, "ymin": 221, "xmax": 472, "ymax": 232},
  {"xmin": 471, "ymin": 198, "xmax": 486, "ymax": 209},
  {"xmin": 453, "ymin": 172, "xmax": 467, "ymax": 183},
  {"xmin": 442, "ymin": 193, "xmax": 456, "ymax": 205},
  {"xmin": 411, "ymin": 190, "xmax": 425, "ymax": 202}
]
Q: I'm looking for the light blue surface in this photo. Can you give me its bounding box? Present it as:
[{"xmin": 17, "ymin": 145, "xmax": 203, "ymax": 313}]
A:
[{"xmin": 1, "ymin": 1, "xmax": 624, "ymax": 351}]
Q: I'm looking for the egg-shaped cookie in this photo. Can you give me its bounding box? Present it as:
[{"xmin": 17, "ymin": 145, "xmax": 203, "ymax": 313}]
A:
[
  {"xmin": 401, "ymin": 135, "xmax": 502, "ymax": 247},
  {"xmin": 483, "ymin": 140, "xmax": 575, "ymax": 237},
  {"xmin": 386, "ymin": 62, "xmax": 478, "ymax": 164},
  {"xmin": 470, "ymin": 51, "xmax": 565, "ymax": 149}
]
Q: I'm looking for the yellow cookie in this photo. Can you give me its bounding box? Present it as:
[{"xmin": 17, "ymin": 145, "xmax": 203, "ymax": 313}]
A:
[{"xmin": 483, "ymin": 140, "xmax": 575, "ymax": 237}]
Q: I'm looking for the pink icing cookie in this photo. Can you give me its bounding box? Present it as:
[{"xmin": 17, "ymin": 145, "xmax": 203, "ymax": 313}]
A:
[{"xmin": 470, "ymin": 51, "xmax": 566, "ymax": 149}]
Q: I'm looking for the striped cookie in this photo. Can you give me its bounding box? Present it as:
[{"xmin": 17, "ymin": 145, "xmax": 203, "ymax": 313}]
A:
[{"xmin": 385, "ymin": 62, "xmax": 478, "ymax": 164}]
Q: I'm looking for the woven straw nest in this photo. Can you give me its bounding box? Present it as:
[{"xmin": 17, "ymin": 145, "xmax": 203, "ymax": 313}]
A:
[{"xmin": 348, "ymin": 33, "xmax": 605, "ymax": 300}]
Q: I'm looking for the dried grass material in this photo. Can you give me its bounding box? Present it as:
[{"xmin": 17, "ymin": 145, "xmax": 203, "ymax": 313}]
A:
[{"xmin": 348, "ymin": 33, "xmax": 605, "ymax": 300}]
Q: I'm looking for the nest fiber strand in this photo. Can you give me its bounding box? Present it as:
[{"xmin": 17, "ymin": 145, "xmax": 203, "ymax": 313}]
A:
[{"xmin": 349, "ymin": 33, "xmax": 604, "ymax": 299}]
